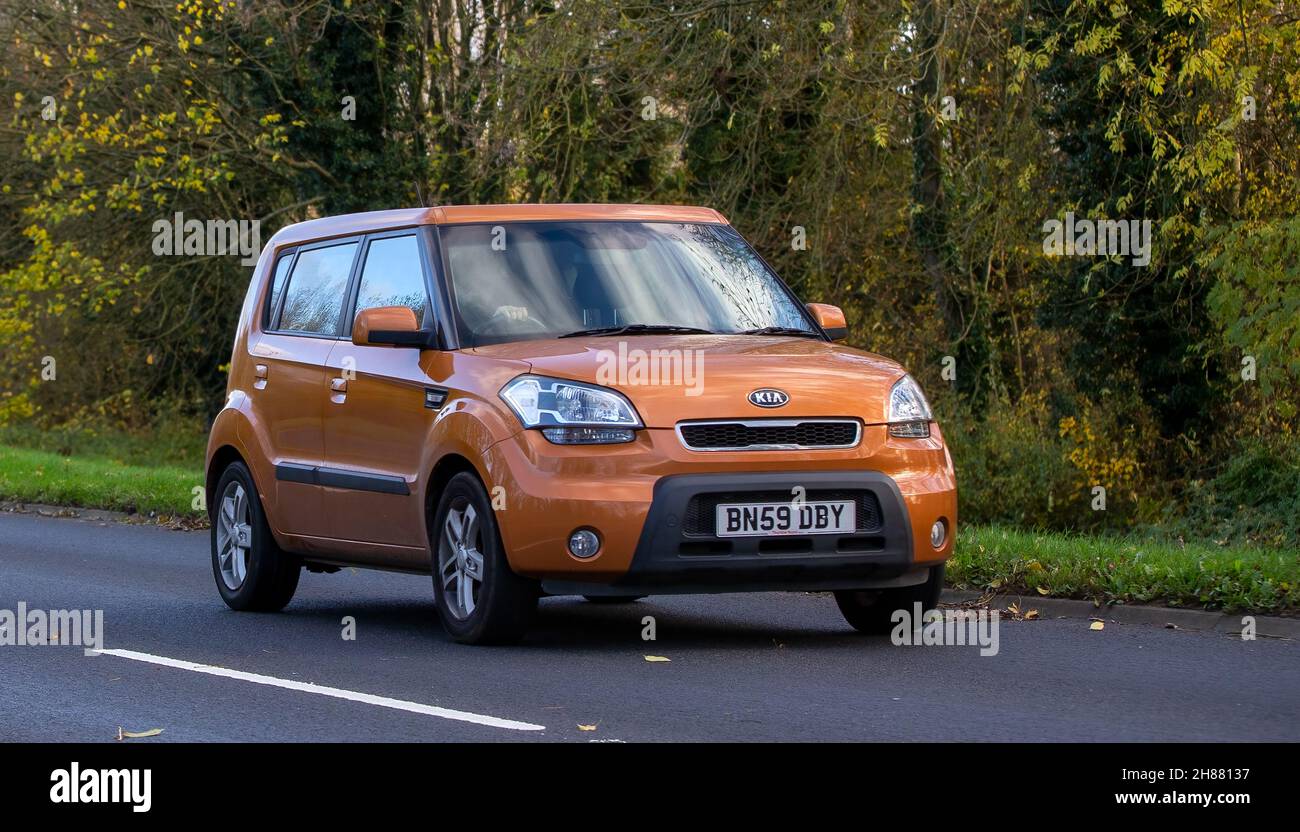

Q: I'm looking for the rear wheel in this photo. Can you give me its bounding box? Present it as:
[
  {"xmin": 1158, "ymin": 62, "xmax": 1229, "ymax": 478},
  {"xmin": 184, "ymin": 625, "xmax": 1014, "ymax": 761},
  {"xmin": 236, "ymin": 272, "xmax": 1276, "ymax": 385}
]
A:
[
  {"xmin": 211, "ymin": 462, "xmax": 300, "ymax": 611},
  {"xmin": 834, "ymin": 565, "xmax": 944, "ymax": 634},
  {"xmin": 431, "ymin": 472, "xmax": 538, "ymax": 644}
]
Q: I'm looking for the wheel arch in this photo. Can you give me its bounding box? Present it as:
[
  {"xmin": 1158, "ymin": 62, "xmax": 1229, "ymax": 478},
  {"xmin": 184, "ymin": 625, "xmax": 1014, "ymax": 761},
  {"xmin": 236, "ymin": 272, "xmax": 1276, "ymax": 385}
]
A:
[
  {"xmin": 206, "ymin": 444, "xmax": 250, "ymax": 520},
  {"xmin": 424, "ymin": 452, "xmax": 485, "ymax": 519}
]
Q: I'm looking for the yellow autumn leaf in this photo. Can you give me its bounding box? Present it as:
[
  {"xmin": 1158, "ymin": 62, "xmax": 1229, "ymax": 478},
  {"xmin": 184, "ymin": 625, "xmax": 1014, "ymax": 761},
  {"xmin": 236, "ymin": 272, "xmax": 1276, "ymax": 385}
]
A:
[
  {"xmin": 117, "ymin": 727, "xmax": 163, "ymax": 740},
  {"xmin": 644, "ymin": 655, "xmax": 671, "ymax": 662},
  {"xmin": 577, "ymin": 724, "xmax": 597, "ymax": 731},
  {"xmin": 1089, "ymin": 621, "xmax": 1105, "ymax": 631},
  {"xmin": 1035, "ymin": 586, "xmax": 1049, "ymax": 595}
]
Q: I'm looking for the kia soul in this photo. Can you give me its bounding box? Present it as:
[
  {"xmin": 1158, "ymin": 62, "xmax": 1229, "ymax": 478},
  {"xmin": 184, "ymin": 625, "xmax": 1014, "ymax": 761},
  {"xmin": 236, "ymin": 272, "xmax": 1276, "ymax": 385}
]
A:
[{"xmin": 205, "ymin": 204, "xmax": 958, "ymax": 644}]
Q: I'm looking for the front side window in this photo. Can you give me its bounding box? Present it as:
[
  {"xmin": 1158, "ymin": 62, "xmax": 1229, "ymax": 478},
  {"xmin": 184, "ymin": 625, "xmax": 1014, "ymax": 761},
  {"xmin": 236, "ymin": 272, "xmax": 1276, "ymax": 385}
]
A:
[
  {"xmin": 441, "ymin": 222, "xmax": 815, "ymax": 346},
  {"xmin": 354, "ymin": 235, "xmax": 429, "ymax": 329},
  {"xmin": 276, "ymin": 242, "xmax": 358, "ymax": 334}
]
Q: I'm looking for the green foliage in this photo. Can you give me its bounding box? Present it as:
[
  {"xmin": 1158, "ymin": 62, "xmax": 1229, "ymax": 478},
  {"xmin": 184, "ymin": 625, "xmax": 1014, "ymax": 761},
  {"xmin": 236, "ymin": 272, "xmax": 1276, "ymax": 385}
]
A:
[
  {"xmin": 1152, "ymin": 440, "xmax": 1300, "ymax": 550},
  {"xmin": 942, "ymin": 390, "xmax": 1152, "ymax": 531},
  {"xmin": 0, "ymin": 411, "xmax": 206, "ymax": 469},
  {"xmin": 1206, "ymin": 217, "xmax": 1300, "ymax": 411}
]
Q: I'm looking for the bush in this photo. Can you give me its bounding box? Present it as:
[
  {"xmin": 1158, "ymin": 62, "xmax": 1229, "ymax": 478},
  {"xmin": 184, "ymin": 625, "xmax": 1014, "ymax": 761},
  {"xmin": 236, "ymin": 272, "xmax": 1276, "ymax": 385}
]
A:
[
  {"xmin": 942, "ymin": 391, "xmax": 1152, "ymax": 532},
  {"xmin": 1152, "ymin": 439, "xmax": 1300, "ymax": 551}
]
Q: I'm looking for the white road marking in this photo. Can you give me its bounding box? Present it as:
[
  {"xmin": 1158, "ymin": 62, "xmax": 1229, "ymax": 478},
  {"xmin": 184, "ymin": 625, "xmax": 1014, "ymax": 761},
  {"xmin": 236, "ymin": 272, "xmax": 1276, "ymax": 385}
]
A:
[{"xmin": 92, "ymin": 648, "xmax": 545, "ymax": 732}]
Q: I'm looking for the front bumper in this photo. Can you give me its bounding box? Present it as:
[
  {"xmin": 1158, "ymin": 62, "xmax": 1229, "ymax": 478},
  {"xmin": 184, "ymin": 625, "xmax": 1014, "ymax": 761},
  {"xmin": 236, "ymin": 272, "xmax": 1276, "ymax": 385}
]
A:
[
  {"xmin": 482, "ymin": 425, "xmax": 957, "ymax": 592},
  {"xmin": 542, "ymin": 470, "xmax": 925, "ymax": 596}
]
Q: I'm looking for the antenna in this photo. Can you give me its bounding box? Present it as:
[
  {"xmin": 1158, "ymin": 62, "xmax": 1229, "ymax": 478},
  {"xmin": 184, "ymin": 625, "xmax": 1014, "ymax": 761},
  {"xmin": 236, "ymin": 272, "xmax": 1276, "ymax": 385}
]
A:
[{"xmin": 414, "ymin": 181, "xmax": 427, "ymax": 208}]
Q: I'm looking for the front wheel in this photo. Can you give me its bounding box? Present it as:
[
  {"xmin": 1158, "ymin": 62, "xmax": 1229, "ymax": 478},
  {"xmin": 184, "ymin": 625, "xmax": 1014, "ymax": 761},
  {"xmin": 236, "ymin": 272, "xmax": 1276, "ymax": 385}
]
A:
[
  {"xmin": 834, "ymin": 565, "xmax": 945, "ymax": 634},
  {"xmin": 431, "ymin": 472, "xmax": 538, "ymax": 644},
  {"xmin": 211, "ymin": 462, "xmax": 300, "ymax": 611}
]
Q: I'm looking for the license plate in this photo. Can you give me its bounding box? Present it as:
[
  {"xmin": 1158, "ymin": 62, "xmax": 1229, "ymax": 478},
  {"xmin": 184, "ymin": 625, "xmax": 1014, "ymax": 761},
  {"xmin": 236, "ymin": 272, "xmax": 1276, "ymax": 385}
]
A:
[{"xmin": 715, "ymin": 501, "xmax": 855, "ymax": 537}]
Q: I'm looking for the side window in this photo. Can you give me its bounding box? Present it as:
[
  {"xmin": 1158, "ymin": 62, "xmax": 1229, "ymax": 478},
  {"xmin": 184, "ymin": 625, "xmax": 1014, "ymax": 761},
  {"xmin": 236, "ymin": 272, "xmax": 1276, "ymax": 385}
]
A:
[
  {"xmin": 277, "ymin": 242, "xmax": 358, "ymax": 334},
  {"xmin": 265, "ymin": 251, "xmax": 294, "ymax": 327},
  {"xmin": 354, "ymin": 235, "xmax": 429, "ymax": 328}
]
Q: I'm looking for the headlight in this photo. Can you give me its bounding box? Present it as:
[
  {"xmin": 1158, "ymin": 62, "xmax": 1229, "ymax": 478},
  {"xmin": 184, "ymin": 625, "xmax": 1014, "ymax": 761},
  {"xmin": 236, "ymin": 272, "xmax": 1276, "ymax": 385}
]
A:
[
  {"xmin": 500, "ymin": 375, "xmax": 641, "ymax": 444},
  {"xmin": 888, "ymin": 374, "xmax": 932, "ymax": 438}
]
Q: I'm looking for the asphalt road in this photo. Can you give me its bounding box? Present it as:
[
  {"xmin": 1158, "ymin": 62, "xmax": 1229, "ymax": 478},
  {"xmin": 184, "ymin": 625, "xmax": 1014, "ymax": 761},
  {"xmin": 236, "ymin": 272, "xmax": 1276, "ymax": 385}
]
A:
[{"xmin": 1, "ymin": 511, "xmax": 1296, "ymax": 742}]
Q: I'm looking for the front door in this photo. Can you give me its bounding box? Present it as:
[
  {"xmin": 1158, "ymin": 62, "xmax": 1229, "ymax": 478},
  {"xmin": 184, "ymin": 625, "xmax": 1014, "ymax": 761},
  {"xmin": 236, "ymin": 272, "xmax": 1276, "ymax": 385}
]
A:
[{"xmin": 320, "ymin": 231, "xmax": 439, "ymax": 557}]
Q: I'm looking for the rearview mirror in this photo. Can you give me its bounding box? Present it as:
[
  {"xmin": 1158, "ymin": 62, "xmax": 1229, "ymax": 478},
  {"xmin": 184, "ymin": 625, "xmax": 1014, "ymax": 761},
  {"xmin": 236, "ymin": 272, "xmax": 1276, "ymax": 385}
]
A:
[
  {"xmin": 806, "ymin": 303, "xmax": 848, "ymax": 341},
  {"xmin": 352, "ymin": 306, "xmax": 430, "ymax": 348}
]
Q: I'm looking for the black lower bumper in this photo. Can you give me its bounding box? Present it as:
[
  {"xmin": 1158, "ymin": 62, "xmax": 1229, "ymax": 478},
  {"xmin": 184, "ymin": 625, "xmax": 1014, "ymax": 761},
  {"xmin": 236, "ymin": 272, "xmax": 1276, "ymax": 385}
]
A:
[{"xmin": 542, "ymin": 471, "xmax": 920, "ymax": 596}]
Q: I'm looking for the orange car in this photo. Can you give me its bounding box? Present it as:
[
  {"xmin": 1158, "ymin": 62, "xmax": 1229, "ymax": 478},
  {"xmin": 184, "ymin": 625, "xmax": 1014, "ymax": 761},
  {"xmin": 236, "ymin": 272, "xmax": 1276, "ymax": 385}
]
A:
[{"xmin": 205, "ymin": 205, "xmax": 957, "ymax": 643}]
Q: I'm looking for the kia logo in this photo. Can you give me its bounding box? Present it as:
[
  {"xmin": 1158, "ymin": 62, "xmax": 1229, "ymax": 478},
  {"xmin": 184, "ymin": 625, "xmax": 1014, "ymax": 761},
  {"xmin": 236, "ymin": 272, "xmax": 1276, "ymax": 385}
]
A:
[{"xmin": 748, "ymin": 388, "xmax": 789, "ymax": 408}]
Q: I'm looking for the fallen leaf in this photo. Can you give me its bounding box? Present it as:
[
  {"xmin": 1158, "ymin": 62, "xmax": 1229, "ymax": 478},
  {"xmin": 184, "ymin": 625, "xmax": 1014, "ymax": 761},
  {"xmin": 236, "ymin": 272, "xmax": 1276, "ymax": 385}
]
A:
[
  {"xmin": 577, "ymin": 724, "xmax": 598, "ymax": 732},
  {"xmin": 1024, "ymin": 609, "xmax": 1040, "ymax": 620},
  {"xmin": 1035, "ymin": 586, "xmax": 1050, "ymax": 596},
  {"xmin": 117, "ymin": 727, "xmax": 163, "ymax": 740},
  {"xmin": 644, "ymin": 655, "xmax": 671, "ymax": 662},
  {"xmin": 1089, "ymin": 621, "xmax": 1105, "ymax": 631}
]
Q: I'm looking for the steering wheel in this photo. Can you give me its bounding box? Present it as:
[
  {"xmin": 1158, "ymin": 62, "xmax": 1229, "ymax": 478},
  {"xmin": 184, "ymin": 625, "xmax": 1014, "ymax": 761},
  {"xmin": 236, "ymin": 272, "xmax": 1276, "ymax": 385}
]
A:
[{"xmin": 482, "ymin": 305, "xmax": 549, "ymax": 334}]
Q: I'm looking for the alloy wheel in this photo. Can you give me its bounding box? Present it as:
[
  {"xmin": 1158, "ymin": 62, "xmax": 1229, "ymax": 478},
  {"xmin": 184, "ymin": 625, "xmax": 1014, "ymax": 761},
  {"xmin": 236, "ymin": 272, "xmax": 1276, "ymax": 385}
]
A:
[
  {"xmin": 437, "ymin": 498, "xmax": 484, "ymax": 619},
  {"xmin": 215, "ymin": 481, "xmax": 253, "ymax": 590}
]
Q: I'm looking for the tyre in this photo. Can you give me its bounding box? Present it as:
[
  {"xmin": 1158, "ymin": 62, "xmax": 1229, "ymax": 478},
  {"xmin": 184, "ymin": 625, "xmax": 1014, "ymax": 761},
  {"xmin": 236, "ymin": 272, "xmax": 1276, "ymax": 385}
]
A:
[
  {"xmin": 431, "ymin": 472, "xmax": 538, "ymax": 644},
  {"xmin": 582, "ymin": 595, "xmax": 645, "ymax": 604},
  {"xmin": 211, "ymin": 461, "xmax": 301, "ymax": 611},
  {"xmin": 833, "ymin": 565, "xmax": 945, "ymax": 634}
]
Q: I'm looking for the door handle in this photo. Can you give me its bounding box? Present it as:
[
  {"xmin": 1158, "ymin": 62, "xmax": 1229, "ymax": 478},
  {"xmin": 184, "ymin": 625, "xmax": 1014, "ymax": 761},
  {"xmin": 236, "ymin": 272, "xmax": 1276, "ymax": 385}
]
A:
[
  {"xmin": 253, "ymin": 364, "xmax": 268, "ymax": 389},
  {"xmin": 330, "ymin": 376, "xmax": 347, "ymax": 404}
]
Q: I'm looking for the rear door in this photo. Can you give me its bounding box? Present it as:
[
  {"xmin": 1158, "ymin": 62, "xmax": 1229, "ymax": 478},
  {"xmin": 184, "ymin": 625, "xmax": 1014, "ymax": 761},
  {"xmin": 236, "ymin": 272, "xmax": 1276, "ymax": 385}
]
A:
[
  {"xmin": 320, "ymin": 229, "xmax": 442, "ymax": 556},
  {"xmin": 250, "ymin": 237, "xmax": 361, "ymax": 539}
]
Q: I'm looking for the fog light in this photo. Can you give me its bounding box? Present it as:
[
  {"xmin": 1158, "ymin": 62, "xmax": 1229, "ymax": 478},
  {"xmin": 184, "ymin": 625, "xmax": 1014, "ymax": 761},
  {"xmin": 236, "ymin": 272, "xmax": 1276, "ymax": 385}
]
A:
[
  {"xmin": 568, "ymin": 529, "xmax": 600, "ymax": 558},
  {"xmin": 930, "ymin": 519, "xmax": 947, "ymax": 549}
]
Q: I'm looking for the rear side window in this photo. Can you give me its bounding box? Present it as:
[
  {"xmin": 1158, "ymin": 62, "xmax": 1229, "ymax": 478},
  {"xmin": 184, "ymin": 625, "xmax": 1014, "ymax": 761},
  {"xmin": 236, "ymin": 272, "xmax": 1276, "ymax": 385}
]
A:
[
  {"xmin": 265, "ymin": 251, "xmax": 294, "ymax": 326},
  {"xmin": 354, "ymin": 235, "xmax": 429, "ymax": 328},
  {"xmin": 276, "ymin": 242, "xmax": 358, "ymax": 334}
]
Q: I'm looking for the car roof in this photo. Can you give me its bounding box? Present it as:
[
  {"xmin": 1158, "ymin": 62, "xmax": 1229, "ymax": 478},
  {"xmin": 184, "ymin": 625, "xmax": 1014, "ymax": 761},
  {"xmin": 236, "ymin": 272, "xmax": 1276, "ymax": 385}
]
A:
[{"xmin": 266, "ymin": 204, "xmax": 730, "ymax": 248}]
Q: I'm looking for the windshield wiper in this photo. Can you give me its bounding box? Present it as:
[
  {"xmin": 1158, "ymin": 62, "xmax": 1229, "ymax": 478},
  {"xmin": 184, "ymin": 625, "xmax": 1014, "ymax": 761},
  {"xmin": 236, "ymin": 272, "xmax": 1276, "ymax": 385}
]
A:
[
  {"xmin": 559, "ymin": 324, "xmax": 716, "ymax": 338},
  {"xmin": 738, "ymin": 326, "xmax": 823, "ymax": 338}
]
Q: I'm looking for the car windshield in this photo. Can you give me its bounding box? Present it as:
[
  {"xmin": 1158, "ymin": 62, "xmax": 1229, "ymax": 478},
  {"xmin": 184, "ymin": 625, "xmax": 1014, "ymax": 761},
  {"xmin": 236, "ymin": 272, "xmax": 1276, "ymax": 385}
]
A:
[{"xmin": 440, "ymin": 221, "xmax": 818, "ymax": 346}]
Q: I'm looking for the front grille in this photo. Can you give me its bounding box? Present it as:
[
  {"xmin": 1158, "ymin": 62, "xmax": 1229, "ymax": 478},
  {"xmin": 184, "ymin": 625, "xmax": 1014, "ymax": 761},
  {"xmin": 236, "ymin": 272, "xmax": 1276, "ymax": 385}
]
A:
[
  {"xmin": 681, "ymin": 489, "xmax": 883, "ymax": 537},
  {"xmin": 677, "ymin": 419, "xmax": 860, "ymax": 451}
]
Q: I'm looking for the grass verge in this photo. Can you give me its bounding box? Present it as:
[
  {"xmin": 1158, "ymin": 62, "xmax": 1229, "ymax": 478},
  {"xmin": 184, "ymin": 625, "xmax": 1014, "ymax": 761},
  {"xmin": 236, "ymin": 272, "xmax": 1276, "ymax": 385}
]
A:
[
  {"xmin": 950, "ymin": 525, "xmax": 1299, "ymax": 615},
  {"xmin": 1, "ymin": 440, "xmax": 1295, "ymax": 614},
  {"xmin": 0, "ymin": 444, "xmax": 200, "ymax": 517}
]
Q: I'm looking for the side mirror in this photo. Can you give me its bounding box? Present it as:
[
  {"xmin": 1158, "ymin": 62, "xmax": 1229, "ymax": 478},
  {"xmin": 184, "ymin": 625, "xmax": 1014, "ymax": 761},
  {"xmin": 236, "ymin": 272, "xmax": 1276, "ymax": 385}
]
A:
[
  {"xmin": 806, "ymin": 303, "xmax": 848, "ymax": 341},
  {"xmin": 353, "ymin": 306, "xmax": 429, "ymax": 348}
]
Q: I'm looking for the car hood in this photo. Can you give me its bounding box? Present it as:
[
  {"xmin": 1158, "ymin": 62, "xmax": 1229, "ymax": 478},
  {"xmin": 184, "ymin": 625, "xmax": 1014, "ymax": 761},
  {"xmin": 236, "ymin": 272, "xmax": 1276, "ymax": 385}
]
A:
[{"xmin": 466, "ymin": 335, "xmax": 907, "ymax": 429}]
